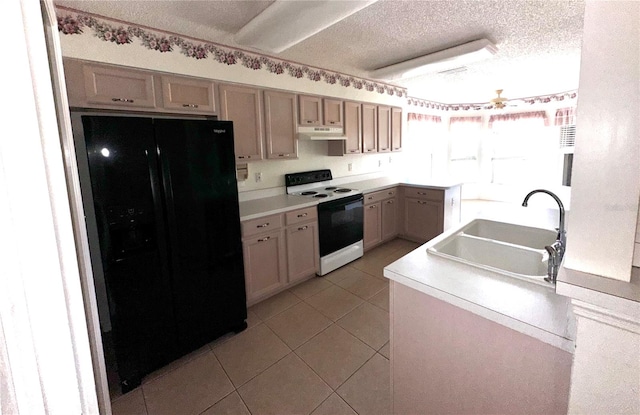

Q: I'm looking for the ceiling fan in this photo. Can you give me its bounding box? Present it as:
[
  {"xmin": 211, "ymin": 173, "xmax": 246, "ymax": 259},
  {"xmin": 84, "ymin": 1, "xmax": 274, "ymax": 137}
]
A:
[{"xmin": 490, "ymin": 89, "xmax": 509, "ymax": 109}]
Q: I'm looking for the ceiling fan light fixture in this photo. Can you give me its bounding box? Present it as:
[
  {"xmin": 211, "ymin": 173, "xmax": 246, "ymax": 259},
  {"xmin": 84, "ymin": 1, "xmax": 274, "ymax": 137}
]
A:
[
  {"xmin": 235, "ymin": 0, "xmax": 379, "ymax": 53},
  {"xmin": 369, "ymin": 39, "xmax": 498, "ymax": 81}
]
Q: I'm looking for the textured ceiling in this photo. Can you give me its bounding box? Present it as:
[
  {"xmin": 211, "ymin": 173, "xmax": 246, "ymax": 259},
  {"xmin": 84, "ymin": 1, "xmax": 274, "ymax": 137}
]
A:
[{"xmin": 56, "ymin": 0, "xmax": 585, "ymax": 104}]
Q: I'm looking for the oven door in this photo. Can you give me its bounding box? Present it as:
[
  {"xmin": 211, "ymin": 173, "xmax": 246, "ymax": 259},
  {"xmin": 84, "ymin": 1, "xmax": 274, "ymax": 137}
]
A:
[{"xmin": 318, "ymin": 194, "xmax": 364, "ymax": 257}]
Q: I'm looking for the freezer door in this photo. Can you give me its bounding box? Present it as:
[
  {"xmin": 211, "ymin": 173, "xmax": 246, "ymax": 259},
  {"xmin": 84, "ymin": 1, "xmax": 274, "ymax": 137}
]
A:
[
  {"xmin": 154, "ymin": 119, "xmax": 247, "ymax": 353},
  {"xmin": 80, "ymin": 115, "xmax": 177, "ymax": 391}
]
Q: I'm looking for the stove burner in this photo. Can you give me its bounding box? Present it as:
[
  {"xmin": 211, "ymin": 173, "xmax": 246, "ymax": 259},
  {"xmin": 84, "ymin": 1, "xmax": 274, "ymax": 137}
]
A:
[
  {"xmin": 325, "ymin": 187, "xmax": 337, "ymax": 190},
  {"xmin": 301, "ymin": 191, "xmax": 317, "ymax": 195},
  {"xmin": 314, "ymin": 194, "xmax": 328, "ymax": 198},
  {"xmin": 334, "ymin": 188, "xmax": 352, "ymax": 193}
]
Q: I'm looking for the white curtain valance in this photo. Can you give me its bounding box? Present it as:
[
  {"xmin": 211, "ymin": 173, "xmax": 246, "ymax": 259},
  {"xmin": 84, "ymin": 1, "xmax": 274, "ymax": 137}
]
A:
[{"xmin": 488, "ymin": 111, "xmax": 549, "ymax": 128}]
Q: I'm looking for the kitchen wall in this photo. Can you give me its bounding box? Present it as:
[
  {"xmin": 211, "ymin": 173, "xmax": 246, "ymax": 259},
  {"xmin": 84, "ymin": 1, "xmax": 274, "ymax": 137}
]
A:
[{"xmin": 58, "ymin": 23, "xmax": 407, "ymax": 194}]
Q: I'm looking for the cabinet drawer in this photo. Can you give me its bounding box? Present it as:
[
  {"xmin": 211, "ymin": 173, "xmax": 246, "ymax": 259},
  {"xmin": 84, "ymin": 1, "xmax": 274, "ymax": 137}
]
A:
[
  {"xmin": 403, "ymin": 187, "xmax": 443, "ymax": 201},
  {"xmin": 364, "ymin": 187, "xmax": 398, "ymax": 205},
  {"xmin": 285, "ymin": 206, "xmax": 317, "ymax": 225},
  {"xmin": 242, "ymin": 214, "xmax": 283, "ymax": 238}
]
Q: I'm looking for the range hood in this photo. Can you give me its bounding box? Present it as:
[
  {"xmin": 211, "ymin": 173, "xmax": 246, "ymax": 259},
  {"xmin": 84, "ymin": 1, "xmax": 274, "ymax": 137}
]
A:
[{"xmin": 298, "ymin": 126, "xmax": 346, "ymax": 140}]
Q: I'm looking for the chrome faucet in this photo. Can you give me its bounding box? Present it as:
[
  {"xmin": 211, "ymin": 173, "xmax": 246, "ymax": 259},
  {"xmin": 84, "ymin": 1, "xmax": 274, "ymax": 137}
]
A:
[{"xmin": 522, "ymin": 189, "xmax": 566, "ymax": 284}]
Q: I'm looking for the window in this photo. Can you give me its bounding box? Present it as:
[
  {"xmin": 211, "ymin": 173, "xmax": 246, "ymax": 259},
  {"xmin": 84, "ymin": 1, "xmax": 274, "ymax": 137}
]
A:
[
  {"xmin": 488, "ymin": 111, "xmax": 557, "ymax": 186},
  {"xmin": 448, "ymin": 116, "xmax": 482, "ymax": 183},
  {"xmin": 405, "ymin": 113, "xmax": 444, "ymax": 178}
]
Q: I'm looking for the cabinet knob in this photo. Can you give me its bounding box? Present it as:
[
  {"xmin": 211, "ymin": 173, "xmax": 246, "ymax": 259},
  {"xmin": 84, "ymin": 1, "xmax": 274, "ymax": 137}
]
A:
[
  {"xmin": 257, "ymin": 236, "xmax": 270, "ymax": 242},
  {"xmin": 298, "ymin": 226, "xmax": 308, "ymax": 231},
  {"xmin": 306, "ymin": 120, "xmax": 313, "ymax": 124},
  {"xmin": 112, "ymin": 98, "xmax": 134, "ymax": 103},
  {"xmin": 418, "ymin": 201, "xmax": 427, "ymax": 205},
  {"xmin": 386, "ymin": 200, "xmax": 394, "ymax": 204},
  {"xmin": 417, "ymin": 192, "xmax": 427, "ymax": 195},
  {"xmin": 369, "ymin": 205, "xmax": 377, "ymax": 209},
  {"xmin": 367, "ymin": 196, "xmax": 373, "ymax": 200},
  {"xmin": 297, "ymin": 213, "xmax": 308, "ymax": 217},
  {"xmin": 257, "ymin": 222, "xmax": 270, "ymax": 228},
  {"xmin": 182, "ymin": 103, "xmax": 199, "ymax": 108}
]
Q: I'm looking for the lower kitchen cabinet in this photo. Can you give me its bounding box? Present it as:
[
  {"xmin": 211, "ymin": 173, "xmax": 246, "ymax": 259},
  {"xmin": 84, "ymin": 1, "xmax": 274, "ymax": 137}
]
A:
[
  {"xmin": 401, "ymin": 185, "xmax": 461, "ymax": 243},
  {"xmin": 242, "ymin": 206, "xmax": 319, "ymax": 305},
  {"xmin": 404, "ymin": 198, "xmax": 442, "ymax": 243},
  {"xmin": 364, "ymin": 187, "xmax": 399, "ymax": 251},
  {"xmin": 381, "ymin": 197, "xmax": 398, "ymax": 241},
  {"xmin": 242, "ymin": 229, "xmax": 287, "ymax": 304},
  {"xmin": 286, "ymin": 221, "xmax": 319, "ymax": 283},
  {"xmin": 364, "ymin": 201, "xmax": 382, "ymax": 250}
]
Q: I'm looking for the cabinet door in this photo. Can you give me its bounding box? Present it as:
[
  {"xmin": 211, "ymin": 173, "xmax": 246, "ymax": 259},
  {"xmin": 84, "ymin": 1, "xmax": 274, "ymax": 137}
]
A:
[
  {"xmin": 243, "ymin": 230, "xmax": 286, "ymax": 303},
  {"xmin": 219, "ymin": 84, "xmax": 264, "ymax": 162},
  {"xmin": 391, "ymin": 107, "xmax": 403, "ymax": 152},
  {"xmin": 323, "ymin": 99, "xmax": 344, "ymax": 126},
  {"xmin": 404, "ymin": 198, "xmax": 443, "ymax": 243},
  {"xmin": 299, "ymin": 95, "xmax": 323, "ymax": 125},
  {"xmin": 264, "ymin": 90, "xmax": 298, "ymax": 159},
  {"xmin": 83, "ymin": 64, "xmax": 156, "ymax": 108},
  {"xmin": 377, "ymin": 106, "xmax": 392, "ymax": 153},
  {"xmin": 382, "ymin": 197, "xmax": 398, "ymax": 241},
  {"xmin": 161, "ymin": 75, "xmax": 216, "ymax": 113},
  {"xmin": 362, "ymin": 104, "xmax": 378, "ymax": 153},
  {"xmin": 287, "ymin": 221, "xmax": 319, "ymax": 283},
  {"xmin": 364, "ymin": 202, "xmax": 382, "ymax": 250},
  {"xmin": 344, "ymin": 101, "xmax": 362, "ymax": 154}
]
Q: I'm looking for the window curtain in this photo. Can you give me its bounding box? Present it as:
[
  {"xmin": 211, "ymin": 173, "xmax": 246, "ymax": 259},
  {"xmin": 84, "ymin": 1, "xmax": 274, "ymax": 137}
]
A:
[
  {"xmin": 408, "ymin": 113, "xmax": 442, "ymax": 124},
  {"xmin": 488, "ymin": 111, "xmax": 549, "ymax": 128},
  {"xmin": 554, "ymin": 107, "xmax": 576, "ymax": 126}
]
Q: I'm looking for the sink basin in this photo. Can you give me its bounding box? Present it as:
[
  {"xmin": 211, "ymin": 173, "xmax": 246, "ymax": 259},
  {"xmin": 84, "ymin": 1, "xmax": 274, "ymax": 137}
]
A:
[
  {"xmin": 427, "ymin": 219, "xmax": 557, "ymax": 286},
  {"xmin": 463, "ymin": 219, "xmax": 557, "ymax": 249}
]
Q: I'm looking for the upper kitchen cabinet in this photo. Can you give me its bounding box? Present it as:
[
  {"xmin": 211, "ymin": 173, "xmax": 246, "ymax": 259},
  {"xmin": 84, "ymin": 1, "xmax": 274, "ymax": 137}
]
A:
[
  {"xmin": 299, "ymin": 95, "xmax": 323, "ymax": 125},
  {"xmin": 299, "ymin": 95, "xmax": 344, "ymax": 127},
  {"xmin": 377, "ymin": 105, "xmax": 391, "ymax": 153},
  {"xmin": 328, "ymin": 100, "xmax": 362, "ymax": 156},
  {"xmin": 391, "ymin": 107, "xmax": 403, "ymax": 152},
  {"xmin": 362, "ymin": 104, "xmax": 378, "ymax": 153},
  {"xmin": 160, "ymin": 75, "xmax": 216, "ymax": 114},
  {"xmin": 264, "ymin": 90, "xmax": 298, "ymax": 159},
  {"xmin": 64, "ymin": 60, "xmax": 158, "ymax": 109},
  {"xmin": 323, "ymin": 99, "xmax": 344, "ymax": 127},
  {"xmin": 219, "ymin": 84, "xmax": 264, "ymax": 162}
]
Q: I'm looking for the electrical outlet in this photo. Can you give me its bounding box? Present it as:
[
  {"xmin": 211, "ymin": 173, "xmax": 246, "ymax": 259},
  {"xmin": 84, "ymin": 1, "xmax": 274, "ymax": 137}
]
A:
[
  {"xmin": 378, "ymin": 160, "xmax": 383, "ymax": 167},
  {"xmin": 389, "ymin": 156, "xmax": 393, "ymax": 164},
  {"xmin": 348, "ymin": 163, "xmax": 353, "ymax": 172},
  {"xmin": 255, "ymin": 172, "xmax": 262, "ymax": 182}
]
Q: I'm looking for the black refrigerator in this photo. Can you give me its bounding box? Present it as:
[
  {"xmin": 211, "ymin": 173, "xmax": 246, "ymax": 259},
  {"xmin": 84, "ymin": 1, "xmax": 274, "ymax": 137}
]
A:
[{"xmin": 75, "ymin": 115, "xmax": 247, "ymax": 392}]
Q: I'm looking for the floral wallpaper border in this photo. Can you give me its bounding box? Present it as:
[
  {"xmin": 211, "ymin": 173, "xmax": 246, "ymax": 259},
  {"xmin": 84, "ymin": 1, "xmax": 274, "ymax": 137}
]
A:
[
  {"xmin": 407, "ymin": 91, "xmax": 578, "ymax": 112},
  {"xmin": 56, "ymin": 9, "xmax": 408, "ymax": 98}
]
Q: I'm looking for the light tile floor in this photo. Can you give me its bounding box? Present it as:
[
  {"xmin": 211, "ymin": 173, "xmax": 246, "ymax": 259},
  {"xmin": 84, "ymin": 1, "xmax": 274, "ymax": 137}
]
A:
[{"xmin": 111, "ymin": 237, "xmax": 420, "ymax": 415}]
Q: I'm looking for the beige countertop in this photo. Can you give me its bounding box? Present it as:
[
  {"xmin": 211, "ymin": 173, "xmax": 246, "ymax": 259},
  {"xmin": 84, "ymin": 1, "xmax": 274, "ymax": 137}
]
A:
[{"xmin": 238, "ymin": 178, "xmax": 461, "ymax": 221}]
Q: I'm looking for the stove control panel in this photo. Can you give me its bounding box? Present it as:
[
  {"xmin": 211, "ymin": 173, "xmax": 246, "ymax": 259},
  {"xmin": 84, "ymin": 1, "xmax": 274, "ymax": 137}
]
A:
[{"xmin": 285, "ymin": 169, "xmax": 333, "ymax": 187}]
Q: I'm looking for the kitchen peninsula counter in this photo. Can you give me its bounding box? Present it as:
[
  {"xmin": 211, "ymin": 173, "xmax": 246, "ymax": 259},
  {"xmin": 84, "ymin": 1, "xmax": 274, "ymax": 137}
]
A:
[
  {"xmin": 384, "ymin": 207, "xmax": 575, "ymax": 414},
  {"xmin": 383, "ymin": 207, "xmax": 575, "ymax": 352}
]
